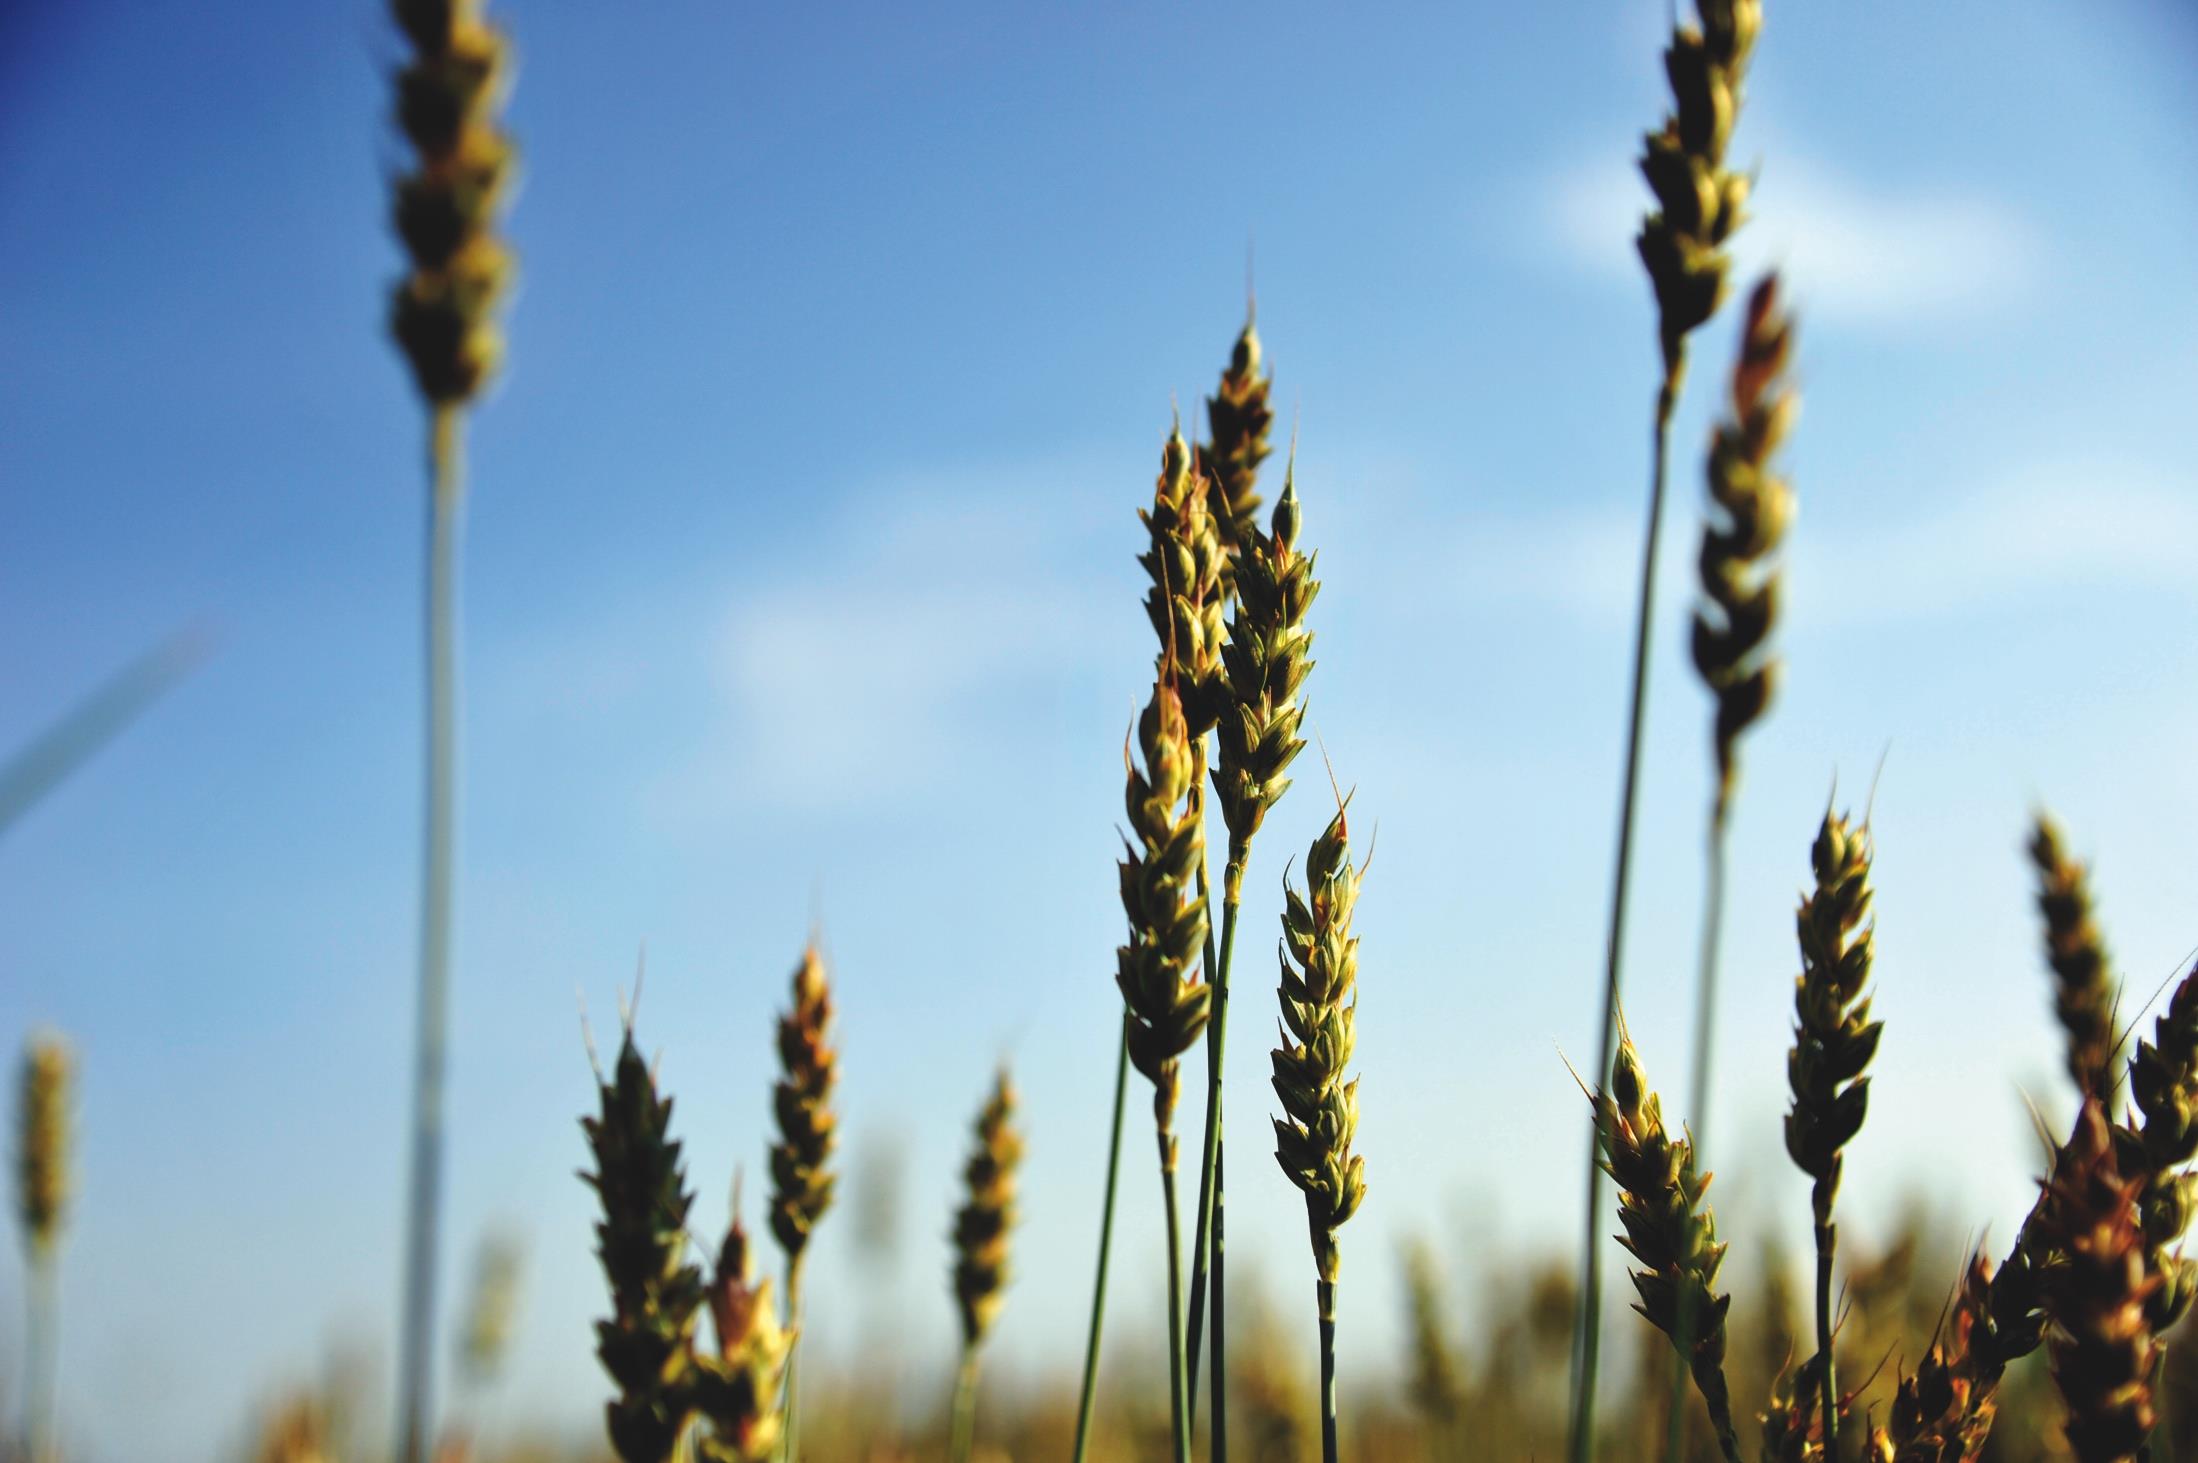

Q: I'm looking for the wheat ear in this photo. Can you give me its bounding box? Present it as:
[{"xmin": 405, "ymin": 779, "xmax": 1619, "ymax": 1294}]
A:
[
  {"xmin": 386, "ymin": 3, "xmax": 515, "ymax": 1457},
  {"xmin": 1202, "ymin": 311, "xmax": 1277, "ymax": 563},
  {"xmin": 581, "ymin": 1023, "xmax": 706, "ymax": 1463},
  {"xmin": 1785, "ymin": 808, "xmax": 1881, "ymax": 1459},
  {"xmin": 948, "ymin": 1069, "xmax": 1023, "ymax": 1463},
  {"xmin": 1574, "ymin": 7, "xmax": 1760, "ymax": 1453},
  {"xmin": 16, "ymin": 1034, "xmax": 71, "ymax": 1463},
  {"xmin": 695, "ymin": 1200, "xmax": 793, "ymax": 1463},
  {"xmin": 2030, "ymin": 814, "xmax": 2121, "ymax": 1108},
  {"xmin": 2113, "ymin": 959, "xmax": 2198, "ymax": 1331},
  {"xmin": 1867, "ymin": 1253, "xmax": 2000, "ymax": 1463},
  {"xmin": 2040, "ymin": 1102, "xmax": 2161, "ymax": 1463},
  {"xmin": 1116, "ymin": 670, "xmax": 1213, "ymax": 1463},
  {"xmin": 1590, "ymin": 1031, "xmax": 1742, "ymax": 1463},
  {"xmin": 768, "ymin": 943, "xmax": 838, "ymax": 1463},
  {"xmin": 1271, "ymin": 800, "xmax": 1369, "ymax": 1463}
]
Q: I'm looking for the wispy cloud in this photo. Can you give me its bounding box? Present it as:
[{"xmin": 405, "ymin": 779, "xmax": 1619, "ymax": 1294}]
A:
[{"xmin": 1538, "ymin": 149, "xmax": 2044, "ymax": 328}]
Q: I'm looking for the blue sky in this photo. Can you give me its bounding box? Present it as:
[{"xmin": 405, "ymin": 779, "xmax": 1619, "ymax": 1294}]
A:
[{"xmin": 4, "ymin": 1, "xmax": 2197, "ymax": 1456}]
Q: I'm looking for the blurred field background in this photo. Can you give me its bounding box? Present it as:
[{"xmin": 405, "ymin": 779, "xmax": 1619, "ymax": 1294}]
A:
[{"xmin": 4, "ymin": 2, "xmax": 2198, "ymax": 1459}]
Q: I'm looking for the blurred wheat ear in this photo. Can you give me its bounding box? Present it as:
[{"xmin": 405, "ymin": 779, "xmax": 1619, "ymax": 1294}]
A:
[
  {"xmin": 386, "ymin": 1, "xmax": 516, "ymax": 1460},
  {"xmin": 2029, "ymin": 814, "xmax": 2120, "ymax": 1108},
  {"xmin": 16, "ymin": 1033, "xmax": 72, "ymax": 1463},
  {"xmin": 768, "ymin": 943, "xmax": 839, "ymax": 1463},
  {"xmin": 1574, "ymin": 7, "xmax": 1760, "ymax": 1455},
  {"xmin": 948, "ymin": 1068, "xmax": 1023, "ymax": 1463},
  {"xmin": 696, "ymin": 1203, "xmax": 793, "ymax": 1463}
]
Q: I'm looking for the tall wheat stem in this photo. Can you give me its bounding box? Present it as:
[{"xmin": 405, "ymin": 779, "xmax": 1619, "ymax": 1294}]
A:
[
  {"xmin": 1317, "ymin": 1278, "xmax": 1339, "ymax": 1463},
  {"xmin": 399, "ymin": 402, "xmax": 463, "ymax": 1463},
  {"xmin": 1571, "ymin": 374, "xmax": 1679, "ymax": 1463},
  {"xmin": 1185, "ymin": 895, "xmax": 1240, "ymax": 1414},
  {"xmin": 1666, "ymin": 809, "xmax": 1729, "ymax": 1463},
  {"xmin": 1162, "ymin": 1145, "xmax": 1192, "ymax": 1463},
  {"xmin": 1071, "ymin": 1017, "xmax": 1130, "ymax": 1463},
  {"xmin": 782, "ymin": 1262, "xmax": 805, "ymax": 1463},
  {"xmin": 27, "ymin": 1254, "xmax": 56, "ymax": 1463}
]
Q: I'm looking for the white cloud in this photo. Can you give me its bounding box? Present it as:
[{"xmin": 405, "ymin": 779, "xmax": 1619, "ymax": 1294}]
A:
[{"xmin": 1541, "ymin": 149, "xmax": 2044, "ymax": 328}]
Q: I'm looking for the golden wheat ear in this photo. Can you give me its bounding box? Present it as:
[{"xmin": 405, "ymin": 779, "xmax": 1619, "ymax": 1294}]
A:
[{"xmin": 946, "ymin": 1069, "xmax": 1023, "ymax": 1463}]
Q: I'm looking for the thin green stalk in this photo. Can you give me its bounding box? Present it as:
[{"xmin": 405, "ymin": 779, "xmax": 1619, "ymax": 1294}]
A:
[
  {"xmin": 783, "ymin": 1260, "xmax": 805, "ymax": 1463},
  {"xmin": 1210, "ymin": 1134, "xmax": 1227, "ymax": 1462},
  {"xmin": 1666, "ymin": 808, "xmax": 1730, "ymax": 1463},
  {"xmin": 1569, "ymin": 376, "xmax": 1679, "ymax": 1463},
  {"xmin": 947, "ymin": 1345, "xmax": 979, "ymax": 1463},
  {"xmin": 1071, "ymin": 1016, "xmax": 1131, "ymax": 1463},
  {"xmin": 1185, "ymin": 897, "xmax": 1240, "ymax": 1394},
  {"xmin": 1814, "ymin": 1209, "xmax": 1837, "ymax": 1458},
  {"xmin": 26, "ymin": 1254, "xmax": 56, "ymax": 1463},
  {"xmin": 1163, "ymin": 1144, "xmax": 1191, "ymax": 1463},
  {"xmin": 1318, "ymin": 1277, "xmax": 1339, "ymax": 1463},
  {"xmin": 398, "ymin": 403, "xmax": 463, "ymax": 1463}
]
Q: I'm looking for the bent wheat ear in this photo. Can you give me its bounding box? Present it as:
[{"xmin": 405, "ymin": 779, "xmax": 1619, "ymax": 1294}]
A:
[
  {"xmin": 1592, "ymin": 1034, "xmax": 1742, "ymax": 1463},
  {"xmin": 695, "ymin": 1206, "xmax": 792, "ymax": 1463},
  {"xmin": 1202, "ymin": 315, "xmax": 1276, "ymax": 560},
  {"xmin": 581, "ymin": 1026, "xmax": 706, "ymax": 1463},
  {"xmin": 2029, "ymin": 815, "xmax": 2119, "ymax": 1108},
  {"xmin": 1693, "ymin": 275, "xmax": 1796, "ymax": 819}
]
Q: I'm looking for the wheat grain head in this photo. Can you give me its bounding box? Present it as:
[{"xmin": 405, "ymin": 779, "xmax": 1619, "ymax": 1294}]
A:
[
  {"xmin": 952, "ymin": 1068, "xmax": 1024, "ymax": 1352},
  {"xmin": 769, "ymin": 944, "xmax": 839, "ymax": 1270}
]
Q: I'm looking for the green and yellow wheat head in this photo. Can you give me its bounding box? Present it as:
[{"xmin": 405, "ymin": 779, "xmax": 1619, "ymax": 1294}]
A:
[
  {"xmin": 1693, "ymin": 274, "xmax": 1795, "ymax": 819},
  {"xmin": 1638, "ymin": 0, "xmax": 1759, "ymax": 381},
  {"xmin": 952, "ymin": 1069, "xmax": 1024, "ymax": 1352},
  {"xmin": 1786, "ymin": 809, "xmax": 1881, "ymax": 1220},
  {"xmin": 695, "ymin": 1207, "xmax": 792, "ymax": 1463},
  {"xmin": 2029, "ymin": 814, "xmax": 2118, "ymax": 1107},
  {"xmin": 1215, "ymin": 465, "xmax": 1318, "ymax": 898},
  {"xmin": 389, "ymin": 0, "xmax": 516, "ymax": 409},
  {"xmin": 1202, "ymin": 314, "xmax": 1276, "ymax": 559},
  {"xmin": 16, "ymin": 1033, "xmax": 71, "ymax": 1260},
  {"xmin": 1271, "ymin": 802, "xmax": 1367, "ymax": 1286},
  {"xmin": 1115, "ymin": 675, "xmax": 1212, "ymax": 1157},
  {"xmin": 1139, "ymin": 422, "xmax": 1229, "ymax": 736},
  {"xmin": 769, "ymin": 944, "xmax": 839, "ymax": 1269}
]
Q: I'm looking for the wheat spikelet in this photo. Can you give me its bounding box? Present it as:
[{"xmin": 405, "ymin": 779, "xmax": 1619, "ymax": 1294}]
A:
[
  {"xmin": 1214, "ymin": 464, "xmax": 1318, "ymax": 901},
  {"xmin": 1638, "ymin": 0, "xmax": 1758, "ymax": 385},
  {"xmin": 769, "ymin": 944, "xmax": 839, "ymax": 1269},
  {"xmin": 1115, "ymin": 675, "xmax": 1213, "ymax": 1153},
  {"xmin": 695, "ymin": 1203, "xmax": 793, "ymax": 1463},
  {"xmin": 2112, "ymin": 958, "xmax": 2198, "ymax": 1329},
  {"xmin": 1868, "ymin": 1255, "xmax": 1999, "ymax": 1463},
  {"xmin": 2029, "ymin": 814, "xmax": 2119, "ymax": 1107},
  {"xmin": 1201, "ymin": 314, "xmax": 1276, "ymax": 559},
  {"xmin": 952, "ymin": 1069, "xmax": 1023, "ymax": 1352},
  {"xmin": 1592, "ymin": 1032, "xmax": 1742, "ymax": 1463},
  {"xmin": 1692, "ymin": 274, "xmax": 1795, "ymax": 819},
  {"xmin": 1786, "ymin": 807, "xmax": 1880, "ymax": 1456},
  {"xmin": 581, "ymin": 1025, "xmax": 705, "ymax": 1463},
  {"xmin": 16, "ymin": 1034, "xmax": 70, "ymax": 1258},
  {"xmin": 1139, "ymin": 423, "xmax": 1229, "ymax": 736},
  {"xmin": 1271, "ymin": 802, "xmax": 1367, "ymax": 1287},
  {"xmin": 389, "ymin": 0, "xmax": 516, "ymax": 406},
  {"xmin": 2039, "ymin": 1101, "xmax": 2160, "ymax": 1463}
]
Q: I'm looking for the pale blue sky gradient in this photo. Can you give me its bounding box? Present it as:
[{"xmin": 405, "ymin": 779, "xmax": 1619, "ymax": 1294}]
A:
[{"xmin": 4, "ymin": 2, "xmax": 2197, "ymax": 1457}]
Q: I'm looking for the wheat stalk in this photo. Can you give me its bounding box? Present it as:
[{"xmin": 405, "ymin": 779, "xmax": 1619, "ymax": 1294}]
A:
[
  {"xmin": 581, "ymin": 1022, "xmax": 706, "ymax": 1463},
  {"xmin": 1669, "ymin": 272, "xmax": 1796, "ymax": 1458},
  {"xmin": 695, "ymin": 1201, "xmax": 793, "ymax": 1463},
  {"xmin": 948, "ymin": 1069, "xmax": 1023, "ymax": 1463},
  {"xmin": 1785, "ymin": 808, "xmax": 1882, "ymax": 1459},
  {"xmin": 1574, "ymin": 8, "xmax": 1760, "ymax": 1454},
  {"xmin": 386, "ymin": 3, "xmax": 515, "ymax": 1458},
  {"xmin": 1588, "ymin": 1030, "xmax": 1742, "ymax": 1463},
  {"xmin": 2029, "ymin": 815, "xmax": 2120, "ymax": 1108},
  {"xmin": 1116, "ymin": 669, "xmax": 1213, "ymax": 1463},
  {"xmin": 15, "ymin": 1034, "xmax": 70, "ymax": 1463},
  {"xmin": 768, "ymin": 943, "xmax": 838, "ymax": 1463},
  {"xmin": 1272, "ymin": 799, "xmax": 1368, "ymax": 1463}
]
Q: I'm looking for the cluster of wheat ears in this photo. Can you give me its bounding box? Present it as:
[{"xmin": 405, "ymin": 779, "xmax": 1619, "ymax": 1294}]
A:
[{"xmin": 8, "ymin": 2, "xmax": 2194, "ymax": 1462}]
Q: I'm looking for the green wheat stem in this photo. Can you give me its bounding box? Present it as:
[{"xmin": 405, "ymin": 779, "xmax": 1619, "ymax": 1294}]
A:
[
  {"xmin": 1163, "ymin": 1145, "xmax": 1191, "ymax": 1463},
  {"xmin": 1317, "ymin": 1278, "xmax": 1339, "ymax": 1463},
  {"xmin": 782, "ymin": 1260, "xmax": 805, "ymax": 1463},
  {"xmin": 1210, "ymin": 1132, "xmax": 1228, "ymax": 1462},
  {"xmin": 1665, "ymin": 805, "xmax": 1730, "ymax": 1463},
  {"xmin": 1071, "ymin": 1015, "xmax": 1131, "ymax": 1463},
  {"xmin": 1814, "ymin": 1201, "xmax": 1837, "ymax": 1456},
  {"xmin": 947, "ymin": 1345, "xmax": 979, "ymax": 1463},
  {"xmin": 1570, "ymin": 373, "xmax": 1680, "ymax": 1463},
  {"xmin": 1184, "ymin": 894, "xmax": 1241, "ymax": 1415},
  {"xmin": 398, "ymin": 402, "xmax": 463, "ymax": 1463},
  {"xmin": 26, "ymin": 1252, "xmax": 56, "ymax": 1463}
]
